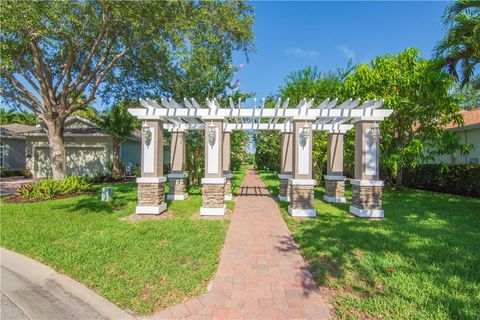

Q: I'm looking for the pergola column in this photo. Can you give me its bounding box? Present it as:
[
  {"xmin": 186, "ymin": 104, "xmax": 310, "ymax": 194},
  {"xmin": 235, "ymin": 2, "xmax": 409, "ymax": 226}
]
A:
[
  {"xmin": 350, "ymin": 120, "xmax": 384, "ymax": 218},
  {"xmin": 323, "ymin": 132, "xmax": 347, "ymax": 203},
  {"xmin": 200, "ymin": 118, "xmax": 226, "ymax": 216},
  {"xmin": 136, "ymin": 120, "xmax": 167, "ymax": 214},
  {"xmin": 167, "ymin": 130, "xmax": 188, "ymax": 200},
  {"xmin": 288, "ymin": 118, "xmax": 316, "ymax": 217},
  {"xmin": 223, "ymin": 129, "xmax": 233, "ymax": 201},
  {"xmin": 279, "ymin": 131, "xmax": 293, "ymax": 202}
]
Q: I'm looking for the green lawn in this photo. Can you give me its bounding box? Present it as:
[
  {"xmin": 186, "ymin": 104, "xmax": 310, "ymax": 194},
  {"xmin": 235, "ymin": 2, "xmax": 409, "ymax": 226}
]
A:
[
  {"xmin": 0, "ymin": 168, "xmax": 245, "ymax": 315},
  {"xmin": 258, "ymin": 170, "xmax": 480, "ymax": 320}
]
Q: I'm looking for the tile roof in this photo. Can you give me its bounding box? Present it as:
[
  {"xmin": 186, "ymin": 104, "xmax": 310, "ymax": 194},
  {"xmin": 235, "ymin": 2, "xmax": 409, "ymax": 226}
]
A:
[{"xmin": 445, "ymin": 108, "xmax": 480, "ymax": 129}]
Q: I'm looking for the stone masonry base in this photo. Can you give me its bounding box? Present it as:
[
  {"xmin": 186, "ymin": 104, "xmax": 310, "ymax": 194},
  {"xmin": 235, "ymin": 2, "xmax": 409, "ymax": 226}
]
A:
[
  {"xmin": 167, "ymin": 177, "xmax": 188, "ymax": 200},
  {"xmin": 279, "ymin": 178, "xmax": 291, "ymax": 202},
  {"xmin": 201, "ymin": 183, "xmax": 226, "ymax": 216},
  {"xmin": 224, "ymin": 177, "xmax": 232, "ymax": 201},
  {"xmin": 350, "ymin": 183, "xmax": 384, "ymax": 218},
  {"xmin": 288, "ymin": 184, "xmax": 316, "ymax": 217},
  {"xmin": 323, "ymin": 178, "xmax": 346, "ymax": 203},
  {"xmin": 137, "ymin": 182, "xmax": 167, "ymax": 214}
]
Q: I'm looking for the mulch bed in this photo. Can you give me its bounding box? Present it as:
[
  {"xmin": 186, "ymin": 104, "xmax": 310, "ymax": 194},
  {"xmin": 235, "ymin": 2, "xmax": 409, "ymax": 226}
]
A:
[
  {"xmin": 3, "ymin": 192, "xmax": 94, "ymax": 204},
  {"xmin": 120, "ymin": 210, "xmax": 176, "ymax": 221}
]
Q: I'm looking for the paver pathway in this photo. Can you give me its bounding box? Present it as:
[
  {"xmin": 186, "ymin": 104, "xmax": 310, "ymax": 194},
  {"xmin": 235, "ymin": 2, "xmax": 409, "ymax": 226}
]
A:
[{"xmin": 151, "ymin": 169, "xmax": 330, "ymax": 320}]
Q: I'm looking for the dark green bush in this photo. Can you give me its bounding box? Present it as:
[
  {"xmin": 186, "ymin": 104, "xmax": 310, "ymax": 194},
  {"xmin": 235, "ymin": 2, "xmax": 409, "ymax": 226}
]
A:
[
  {"xmin": 18, "ymin": 176, "xmax": 93, "ymax": 200},
  {"xmin": 403, "ymin": 164, "xmax": 480, "ymax": 196}
]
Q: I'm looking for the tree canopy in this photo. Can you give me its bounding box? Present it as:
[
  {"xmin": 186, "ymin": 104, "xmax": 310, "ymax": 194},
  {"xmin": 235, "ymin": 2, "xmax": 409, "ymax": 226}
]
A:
[{"xmin": 0, "ymin": 0, "xmax": 254, "ymax": 179}]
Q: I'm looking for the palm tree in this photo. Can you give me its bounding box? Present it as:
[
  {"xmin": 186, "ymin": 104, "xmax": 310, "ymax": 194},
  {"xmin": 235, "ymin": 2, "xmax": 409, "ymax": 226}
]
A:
[
  {"xmin": 435, "ymin": 0, "xmax": 480, "ymax": 88},
  {"xmin": 95, "ymin": 101, "xmax": 139, "ymax": 179}
]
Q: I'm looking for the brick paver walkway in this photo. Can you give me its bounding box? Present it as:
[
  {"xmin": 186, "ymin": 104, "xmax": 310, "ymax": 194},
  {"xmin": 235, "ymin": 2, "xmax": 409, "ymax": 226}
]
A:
[{"xmin": 150, "ymin": 170, "xmax": 330, "ymax": 319}]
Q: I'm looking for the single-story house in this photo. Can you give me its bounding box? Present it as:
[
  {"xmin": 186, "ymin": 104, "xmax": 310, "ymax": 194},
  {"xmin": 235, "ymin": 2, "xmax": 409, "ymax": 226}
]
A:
[
  {"xmin": 0, "ymin": 123, "xmax": 37, "ymax": 171},
  {"xmin": 25, "ymin": 117, "xmax": 142, "ymax": 178},
  {"xmin": 431, "ymin": 108, "xmax": 480, "ymax": 164}
]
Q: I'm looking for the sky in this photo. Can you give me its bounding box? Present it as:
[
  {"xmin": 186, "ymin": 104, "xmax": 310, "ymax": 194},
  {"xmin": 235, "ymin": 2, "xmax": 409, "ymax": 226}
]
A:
[{"xmin": 232, "ymin": 1, "xmax": 449, "ymax": 99}]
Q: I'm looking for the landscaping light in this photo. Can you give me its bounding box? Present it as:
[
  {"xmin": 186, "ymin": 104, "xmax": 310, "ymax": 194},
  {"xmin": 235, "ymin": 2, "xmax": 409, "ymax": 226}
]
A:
[
  {"xmin": 141, "ymin": 121, "xmax": 152, "ymax": 146},
  {"xmin": 208, "ymin": 122, "xmax": 216, "ymax": 146}
]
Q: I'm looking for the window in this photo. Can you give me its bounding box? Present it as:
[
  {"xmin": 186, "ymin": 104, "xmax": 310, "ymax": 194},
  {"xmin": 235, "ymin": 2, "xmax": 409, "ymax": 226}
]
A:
[{"xmin": 0, "ymin": 142, "xmax": 4, "ymax": 167}]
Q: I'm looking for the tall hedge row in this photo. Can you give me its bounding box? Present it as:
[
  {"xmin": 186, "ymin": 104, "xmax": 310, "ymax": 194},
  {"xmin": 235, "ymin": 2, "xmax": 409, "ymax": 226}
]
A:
[{"xmin": 403, "ymin": 164, "xmax": 480, "ymax": 197}]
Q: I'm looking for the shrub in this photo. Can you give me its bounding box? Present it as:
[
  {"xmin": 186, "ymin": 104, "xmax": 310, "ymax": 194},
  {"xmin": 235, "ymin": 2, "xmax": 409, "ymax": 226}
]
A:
[
  {"xmin": 403, "ymin": 164, "xmax": 480, "ymax": 196},
  {"xmin": 18, "ymin": 176, "xmax": 93, "ymax": 200}
]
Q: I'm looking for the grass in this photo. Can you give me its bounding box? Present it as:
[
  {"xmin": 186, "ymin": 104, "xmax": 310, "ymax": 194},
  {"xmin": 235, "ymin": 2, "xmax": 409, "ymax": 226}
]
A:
[
  {"xmin": 258, "ymin": 170, "xmax": 480, "ymax": 320},
  {"xmin": 0, "ymin": 168, "xmax": 246, "ymax": 315}
]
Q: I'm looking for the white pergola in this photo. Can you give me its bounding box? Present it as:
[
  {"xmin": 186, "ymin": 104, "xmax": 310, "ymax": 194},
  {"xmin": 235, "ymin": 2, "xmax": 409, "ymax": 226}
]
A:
[
  {"xmin": 128, "ymin": 97, "xmax": 393, "ymax": 218},
  {"xmin": 129, "ymin": 97, "xmax": 390, "ymax": 133}
]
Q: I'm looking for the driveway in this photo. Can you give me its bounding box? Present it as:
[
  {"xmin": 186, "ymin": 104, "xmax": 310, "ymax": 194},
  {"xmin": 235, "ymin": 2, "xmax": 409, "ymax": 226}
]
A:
[{"xmin": 0, "ymin": 177, "xmax": 35, "ymax": 196}]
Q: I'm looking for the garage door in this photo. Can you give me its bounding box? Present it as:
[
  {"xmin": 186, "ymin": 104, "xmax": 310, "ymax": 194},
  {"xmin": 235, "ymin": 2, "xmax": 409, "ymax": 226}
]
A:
[{"xmin": 34, "ymin": 147, "xmax": 109, "ymax": 178}]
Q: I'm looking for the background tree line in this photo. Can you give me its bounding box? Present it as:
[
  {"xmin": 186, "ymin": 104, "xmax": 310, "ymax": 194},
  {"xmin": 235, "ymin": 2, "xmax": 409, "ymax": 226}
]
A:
[{"xmin": 255, "ymin": 1, "xmax": 479, "ymax": 187}]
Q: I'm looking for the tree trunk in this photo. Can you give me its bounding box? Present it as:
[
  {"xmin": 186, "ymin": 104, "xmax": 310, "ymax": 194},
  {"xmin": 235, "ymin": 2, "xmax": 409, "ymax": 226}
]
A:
[
  {"xmin": 46, "ymin": 119, "xmax": 67, "ymax": 180},
  {"xmin": 395, "ymin": 166, "xmax": 403, "ymax": 190},
  {"xmin": 112, "ymin": 139, "xmax": 122, "ymax": 179}
]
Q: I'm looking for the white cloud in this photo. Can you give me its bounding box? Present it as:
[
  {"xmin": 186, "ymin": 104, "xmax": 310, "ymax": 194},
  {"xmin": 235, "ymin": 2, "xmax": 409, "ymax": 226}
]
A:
[
  {"xmin": 285, "ymin": 47, "xmax": 319, "ymax": 59},
  {"xmin": 339, "ymin": 45, "xmax": 356, "ymax": 61}
]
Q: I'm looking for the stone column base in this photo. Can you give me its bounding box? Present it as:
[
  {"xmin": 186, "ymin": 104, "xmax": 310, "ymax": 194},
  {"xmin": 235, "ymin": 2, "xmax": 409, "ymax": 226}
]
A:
[
  {"xmin": 323, "ymin": 175, "xmax": 346, "ymax": 203},
  {"xmin": 288, "ymin": 179, "xmax": 316, "ymax": 217},
  {"xmin": 278, "ymin": 174, "xmax": 291, "ymax": 202},
  {"xmin": 136, "ymin": 177, "xmax": 167, "ymax": 215},
  {"xmin": 349, "ymin": 179, "xmax": 384, "ymax": 218},
  {"xmin": 224, "ymin": 172, "xmax": 233, "ymax": 201},
  {"xmin": 167, "ymin": 173, "xmax": 188, "ymax": 201},
  {"xmin": 201, "ymin": 177, "xmax": 226, "ymax": 216}
]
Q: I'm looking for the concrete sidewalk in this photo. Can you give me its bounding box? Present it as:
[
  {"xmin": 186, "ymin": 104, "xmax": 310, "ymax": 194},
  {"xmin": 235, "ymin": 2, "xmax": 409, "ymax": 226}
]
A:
[{"xmin": 0, "ymin": 248, "xmax": 134, "ymax": 320}]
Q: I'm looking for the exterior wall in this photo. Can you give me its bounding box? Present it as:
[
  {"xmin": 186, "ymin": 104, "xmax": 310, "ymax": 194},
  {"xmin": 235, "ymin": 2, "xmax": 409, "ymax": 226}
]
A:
[
  {"xmin": 430, "ymin": 127, "xmax": 480, "ymax": 164},
  {"xmin": 26, "ymin": 136, "xmax": 113, "ymax": 178},
  {"xmin": 1, "ymin": 138, "xmax": 26, "ymax": 170},
  {"xmin": 120, "ymin": 139, "xmax": 141, "ymax": 165}
]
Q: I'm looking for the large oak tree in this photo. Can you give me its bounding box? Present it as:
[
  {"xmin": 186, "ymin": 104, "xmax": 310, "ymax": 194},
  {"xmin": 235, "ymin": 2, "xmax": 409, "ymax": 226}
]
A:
[{"xmin": 1, "ymin": 0, "xmax": 254, "ymax": 179}]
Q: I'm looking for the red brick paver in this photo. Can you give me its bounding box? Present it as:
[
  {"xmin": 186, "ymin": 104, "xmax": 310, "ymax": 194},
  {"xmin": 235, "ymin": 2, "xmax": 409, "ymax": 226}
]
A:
[{"xmin": 146, "ymin": 170, "xmax": 330, "ymax": 320}]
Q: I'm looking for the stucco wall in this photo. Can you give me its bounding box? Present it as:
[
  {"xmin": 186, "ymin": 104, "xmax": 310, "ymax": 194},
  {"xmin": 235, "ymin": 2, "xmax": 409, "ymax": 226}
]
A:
[
  {"xmin": 26, "ymin": 136, "xmax": 114, "ymax": 178},
  {"xmin": 1, "ymin": 138, "xmax": 26, "ymax": 170},
  {"xmin": 431, "ymin": 127, "xmax": 480, "ymax": 164},
  {"xmin": 120, "ymin": 139, "xmax": 141, "ymax": 165}
]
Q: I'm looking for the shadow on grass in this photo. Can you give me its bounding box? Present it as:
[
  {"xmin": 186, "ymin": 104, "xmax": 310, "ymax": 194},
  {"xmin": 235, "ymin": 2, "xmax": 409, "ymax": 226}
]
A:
[{"xmin": 259, "ymin": 171, "xmax": 480, "ymax": 318}]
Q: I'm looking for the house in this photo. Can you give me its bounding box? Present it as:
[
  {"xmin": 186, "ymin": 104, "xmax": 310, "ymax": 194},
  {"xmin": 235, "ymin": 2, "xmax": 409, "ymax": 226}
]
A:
[
  {"xmin": 432, "ymin": 108, "xmax": 480, "ymax": 164},
  {"xmin": 25, "ymin": 117, "xmax": 142, "ymax": 178},
  {"xmin": 0, "ymin": 124, "xmax": 37, "ymax": 172}
]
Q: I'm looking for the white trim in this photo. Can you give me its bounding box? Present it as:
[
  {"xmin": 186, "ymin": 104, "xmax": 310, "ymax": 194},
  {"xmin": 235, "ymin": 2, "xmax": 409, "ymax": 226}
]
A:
[
  {"xmin": 351, "ymin": 117, "xmax": 387, "ymax": 124},
  {"xmin": 224, "ymin": 194, "xmax": 233, "ymax": 201},
  {"xmin": 297, "ymin": 127, "xmax": 310, "ymax": 175},
  {"xmin": 207, "ymin": 127, "xmax": 219, "ymax": 174},
  {"xmin": 349, "ymin": 206, "xmax": 384, "ymax": 218},
  {"xmin": 278, "ymin": 195, "xmax": 290, "ymax": 202},
  {"xmin": 289, "ymin": 179, "xmax": 316, "ymax": 186},
  {"xmin": 137, "ymin": 177, "xmax": 167, "ymax": 183},
  {"xmin": 143, "ymin": 126, "xmax": 155, "ymax": 173},
  {"xmin": 167, "ymin": 173, "xmax": 188, "ymax": 179},
  {"xmin": 167, "ymin": 193, "xmax": 188, "ymax": 200},
  {"xmin": 136, "ymin": 203, "xmax": 167, "ymax": 215},
  {"xmin": 323, "ymin": 195, "xmax": 347, "ymax": 203},
  {"xmin": 292, "ymin": 115, "xmax": 317, "ymax": 121},
  {"xmin": 202, "ymin": 177, "xmax": 226, "ymax": 184},
  {"xmin": 200, "ymin": 205, "xmax": 226, "ymax": 216},
  {"xmin": 324, "ymin": 175, "xmax": 346, "ymax": 181},
  {"xmin": 288, "ymin": 206, "xmax": 316, "ymax": 217},
  {"xmin": 278, "ymin": 174, "xmax": 292, "ymax": 180},
  {"xmin": 350, "ymin": 179, "xmax": 384, "ymax": 187}
]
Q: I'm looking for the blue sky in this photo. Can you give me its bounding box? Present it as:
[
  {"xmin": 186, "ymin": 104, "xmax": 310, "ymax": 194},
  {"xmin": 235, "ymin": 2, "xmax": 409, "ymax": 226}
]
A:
[{"xmin": 232, "ymin": 1, "xmax": 449, "ymax": 99}]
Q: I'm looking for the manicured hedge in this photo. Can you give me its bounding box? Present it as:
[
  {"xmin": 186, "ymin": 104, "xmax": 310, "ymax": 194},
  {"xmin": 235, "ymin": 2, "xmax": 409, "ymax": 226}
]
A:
[{"xmin": 403, "ymin": 164, "xmax": 480, "ymax": 196}]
